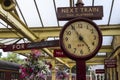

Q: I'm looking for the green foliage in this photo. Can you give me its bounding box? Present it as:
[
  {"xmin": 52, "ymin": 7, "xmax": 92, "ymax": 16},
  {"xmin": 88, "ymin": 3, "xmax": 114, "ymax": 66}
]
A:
[
  {"xmin": 0, "ymin": 52, "xmax": 2, "ymax": 58},
  {"xmin": 0, "ymin": 52, "xmax": 24, "ymax": 64},
  {"xmin": 71, "ymin": 65, "xmax": 76, "ymax": 73}
]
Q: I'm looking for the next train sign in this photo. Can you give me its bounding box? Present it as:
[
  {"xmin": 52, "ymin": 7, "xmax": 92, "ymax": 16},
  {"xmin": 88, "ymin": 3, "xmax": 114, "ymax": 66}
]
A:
[{"xmin": 57, "ymin": 6, "xmax": 103, "ymax": 20}]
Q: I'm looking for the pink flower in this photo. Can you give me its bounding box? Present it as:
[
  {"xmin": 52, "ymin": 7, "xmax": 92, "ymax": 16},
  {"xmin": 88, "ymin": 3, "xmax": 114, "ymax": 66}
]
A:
[
  {"xmin": 20, "ymin": 71, "xmax": 28, "ymax": 78},
  {"xmin": 29, "ymin": 73, "xmax": 34, "ymax": 79},
  {"xmin": 31, "ymin": 49, "xmax": 41, "ymax": 58},
  {"xmin": 19, "ymin": 67, "xmax": 28, "ymax": 75},
  {"xmin": 36, "ymin": 72, "xmax": 45, "ymax": 79},
  {"xmin": 19, "ymin": 65, "xmax": 32, "ymax": 79}
]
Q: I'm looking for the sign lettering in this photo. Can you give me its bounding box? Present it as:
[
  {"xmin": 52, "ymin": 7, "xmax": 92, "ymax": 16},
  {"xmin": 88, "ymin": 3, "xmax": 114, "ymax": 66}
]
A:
[
  {"xmin": 12, "ymin": 44, "xmax": 25, "ymax": 50},
  {"xmin": 60, "ymin": 7, "xmax": 99, "ymax": 13},
  {"xmin": 53, "ymin": 49, "xmax": 66, "ymax": 57},
  {"xmin": 2, "ymin": 40, "xmax": 59, "ymax": 51},
  {"xmin": 57, "ymin": 6, "xmax": 103, "ymax": 20},
  {"xmin": 104, "ymin": 59, "xmax": 117, "ymax": 68}
]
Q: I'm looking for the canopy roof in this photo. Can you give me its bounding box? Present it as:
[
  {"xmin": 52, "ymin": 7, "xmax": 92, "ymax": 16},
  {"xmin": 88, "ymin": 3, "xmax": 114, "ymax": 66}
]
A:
[{"xmin": 0, "ymin": 0, "xmax": 120, "ymax": 67}]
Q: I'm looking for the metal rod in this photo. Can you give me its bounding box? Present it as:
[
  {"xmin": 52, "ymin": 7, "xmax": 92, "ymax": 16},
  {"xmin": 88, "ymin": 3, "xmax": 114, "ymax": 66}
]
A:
[
  {"xmin": 53, "ymin": 0, "xmax": 60, "ymax": 27},
  {"xmin": 92, "ymin": 0, "xmax": 95, "ymax": 6},
  {"xmin": 15, "ymin": 0, "xmax": 28, "ymax": 27},
  {"xmin": 108, "ymin": 0, "xmax": 115, "ymax": 25},
  {"xmin": 34, "ymin": 0, "xmax": 44, "ymax": 27}
]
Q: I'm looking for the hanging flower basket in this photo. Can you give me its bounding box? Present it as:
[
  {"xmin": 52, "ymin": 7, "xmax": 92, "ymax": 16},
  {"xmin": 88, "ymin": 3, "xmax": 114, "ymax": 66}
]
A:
[{"xmin": 19, "ymin": 49, "xmax": 51, "ymax": 80}]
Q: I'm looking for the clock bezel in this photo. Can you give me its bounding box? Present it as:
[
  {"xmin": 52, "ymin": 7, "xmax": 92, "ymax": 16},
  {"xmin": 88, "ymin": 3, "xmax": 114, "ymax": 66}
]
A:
[{"xmin": 59, "ymin": 17, "xmax": 102, "ymax": 60}]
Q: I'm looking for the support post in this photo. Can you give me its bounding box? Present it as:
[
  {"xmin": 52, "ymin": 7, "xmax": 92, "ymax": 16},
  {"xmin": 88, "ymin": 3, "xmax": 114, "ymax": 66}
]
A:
[
  {"xmin": 51, "ymin": 60, "xmax": 56, "ymax": 80},
  {"xmin": 76, "ymin": 60, "xmax": 86, "ymax": 80},
  {"xmin": 69, "ymin": 67, "xmax": 72, "ymax": 80}
]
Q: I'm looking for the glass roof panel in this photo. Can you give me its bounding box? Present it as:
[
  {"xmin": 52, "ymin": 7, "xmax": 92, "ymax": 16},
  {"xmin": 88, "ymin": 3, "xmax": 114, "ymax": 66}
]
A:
[
  {"xmin": 110, "ymin": 0, "xmax": 120, "ymax": 24},
  {"xmin": 35, "ymin": 0, "xmax": 58, "ymax": 26},
  {"xmin": 55, "ymin": 0, "xmax": 69, "ymax": 7},
  {"xmin": 93, "ymin": 0, "xmax": 112, "ymax": 25},
  {"xmin": 16, "ymin": 0, "xmax": 42, "ymax": 27},
  {"xmin": 102, "ymin": 36, "xmax": 113, "ymax": 45}
]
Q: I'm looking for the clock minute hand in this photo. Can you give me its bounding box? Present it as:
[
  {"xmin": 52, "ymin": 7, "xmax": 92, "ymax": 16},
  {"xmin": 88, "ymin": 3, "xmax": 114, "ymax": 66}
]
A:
[
  {"xmin": 71, "ymin": 25, "xmax": 80, "ymax": 37},
  {"xmin": 79, "ymin": 35, "xmax": 91, "ymax": 51},
  {"xmin": 71, "ymin": 25, "xmax": 90, "ymax": 51},
  {"xmin": 82, "ymin": 39, "xmax": 91, "ymax": 51}
]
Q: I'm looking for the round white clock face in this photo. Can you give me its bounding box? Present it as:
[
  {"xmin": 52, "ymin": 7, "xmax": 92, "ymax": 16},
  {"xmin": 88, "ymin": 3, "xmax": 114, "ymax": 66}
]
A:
[{"xmin": 60, "ymin": 18, "xmax": 102, "ymax": 60}]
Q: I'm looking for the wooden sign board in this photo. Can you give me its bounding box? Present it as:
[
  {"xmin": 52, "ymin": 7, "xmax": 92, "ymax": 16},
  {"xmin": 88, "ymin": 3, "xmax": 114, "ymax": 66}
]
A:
[
  {"xmin": 57, "ymin": 6, "xmax": 103, "ymax": 20},
  {"xmin": 53, "ymin": 49, "xmax": 66, "ymax": 57},
  {"xmin": 96, "ymin": 69, "xmax": 105, "ymax": 74},
  {"xmin": 104, "ymin": 59, "xmax": 117, "ymax": 68},
  {"xmin": 2, "ymin": 40, "xmax": 59, "ymax": 51}
]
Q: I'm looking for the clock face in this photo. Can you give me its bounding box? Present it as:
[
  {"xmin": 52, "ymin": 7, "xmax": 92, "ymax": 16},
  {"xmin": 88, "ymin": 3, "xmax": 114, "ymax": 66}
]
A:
[{"xmin": 60, "ymin": 18, "xmax": 102, "ymax": 60}]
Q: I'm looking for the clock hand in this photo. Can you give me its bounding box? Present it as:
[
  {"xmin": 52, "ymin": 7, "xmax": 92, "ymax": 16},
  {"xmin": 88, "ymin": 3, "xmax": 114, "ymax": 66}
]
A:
[
  {"xmin": 82, "ymin": 39, "xmax": 91, "ymax": 51},
  {"xmin": 79, "ymin": 34, "xmax": 91, "ymax": 51},
  {"xmin": 71, "ymin": 25, "xmax": 90, "ymax": 51},
  {"xmin": 71, "ymin": 25, "xmax": 80, "ymax": 37}
]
